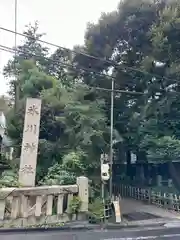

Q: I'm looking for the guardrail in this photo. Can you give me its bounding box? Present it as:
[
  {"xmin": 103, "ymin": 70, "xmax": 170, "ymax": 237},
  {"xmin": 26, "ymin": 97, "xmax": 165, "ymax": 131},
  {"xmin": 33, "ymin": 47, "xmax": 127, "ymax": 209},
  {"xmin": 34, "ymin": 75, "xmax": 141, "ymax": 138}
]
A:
[
  {"xmin": 113, "ymin": 184, "xmax": 180, "ymax": 212},
  {"xmin": 0, "ymin": 176, "xmax": 88, "ymax": 228}
]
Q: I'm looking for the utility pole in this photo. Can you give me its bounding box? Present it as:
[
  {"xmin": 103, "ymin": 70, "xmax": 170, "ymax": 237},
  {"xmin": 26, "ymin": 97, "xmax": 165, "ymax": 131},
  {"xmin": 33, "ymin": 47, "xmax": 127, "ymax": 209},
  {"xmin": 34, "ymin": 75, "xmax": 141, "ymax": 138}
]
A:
[
  {"xmin": 14, "ymin": 0, "xmax": 19, "ymax": 111},
  {"xmin": 109, "ymin": 78, "xmax": 114, "ymax": 200}
]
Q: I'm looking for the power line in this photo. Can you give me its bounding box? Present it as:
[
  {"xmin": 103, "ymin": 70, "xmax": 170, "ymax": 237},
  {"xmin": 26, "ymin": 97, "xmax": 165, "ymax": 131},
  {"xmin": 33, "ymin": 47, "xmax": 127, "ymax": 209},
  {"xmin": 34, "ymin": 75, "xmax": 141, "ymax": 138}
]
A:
[
  {"xmin": 0, "ymin": 45, "xmax": 116, "ymax": 81},
  {"xmin": 2, "ymin": 44, "xmax": 180, "ymax": 97},
  {"xmin": 0, "ymin": 45, "xmax": 144, "ymax": 95},
  {"xmin": 0, "ymin": 26, "xmax": 172, "ymax": 82},
  {"xmin": 0, "ymin": 45, "xmax": 142, "ymax": 113}
]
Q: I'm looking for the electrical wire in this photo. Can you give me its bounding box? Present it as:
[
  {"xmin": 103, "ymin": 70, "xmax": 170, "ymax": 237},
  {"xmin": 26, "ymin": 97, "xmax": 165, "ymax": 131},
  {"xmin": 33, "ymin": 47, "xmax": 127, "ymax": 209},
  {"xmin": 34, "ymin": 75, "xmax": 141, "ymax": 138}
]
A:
[
  {"xmin": 2, "ymin": 43, "xmax": 180, "ymax": 98},
  {"xmin": 0, "ymin": 26, "xmax": 174, "ymax": 83},
  {"xmin": 0, "ymin": 45, "xmax": 144, "ymax": 95}
]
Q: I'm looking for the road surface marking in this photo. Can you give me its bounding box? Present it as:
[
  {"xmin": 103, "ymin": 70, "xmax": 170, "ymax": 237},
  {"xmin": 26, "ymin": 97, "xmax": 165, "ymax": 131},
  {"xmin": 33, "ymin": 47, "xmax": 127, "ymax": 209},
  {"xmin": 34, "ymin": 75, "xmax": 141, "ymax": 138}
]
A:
[{"xmin": 102, "ymin": 233, "xmax": 180, "ymax": 239}]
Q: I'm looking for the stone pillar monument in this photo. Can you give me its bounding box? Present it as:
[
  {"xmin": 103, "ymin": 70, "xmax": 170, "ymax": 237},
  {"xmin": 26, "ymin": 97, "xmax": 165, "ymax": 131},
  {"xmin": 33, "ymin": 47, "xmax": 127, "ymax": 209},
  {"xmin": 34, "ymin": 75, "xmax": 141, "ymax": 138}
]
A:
[{"xmin": 18, "ymin": 98, "xmax": 41, "ymax": 187}]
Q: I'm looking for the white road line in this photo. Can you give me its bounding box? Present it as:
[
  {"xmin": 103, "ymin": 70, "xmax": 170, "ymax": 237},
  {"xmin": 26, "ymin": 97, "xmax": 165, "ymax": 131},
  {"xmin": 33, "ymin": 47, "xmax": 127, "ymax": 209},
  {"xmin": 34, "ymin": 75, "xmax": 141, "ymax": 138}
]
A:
[{"xmin": 102, "ymin": 233, "xmax": 180, "ymax": 239}]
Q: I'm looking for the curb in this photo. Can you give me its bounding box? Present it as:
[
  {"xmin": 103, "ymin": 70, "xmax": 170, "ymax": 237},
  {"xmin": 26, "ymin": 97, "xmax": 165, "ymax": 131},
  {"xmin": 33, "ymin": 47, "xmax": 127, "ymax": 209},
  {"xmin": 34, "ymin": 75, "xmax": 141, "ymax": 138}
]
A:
[{"xmin": 0, "ymin": 221, "xmax": 168, "ymax": 233}]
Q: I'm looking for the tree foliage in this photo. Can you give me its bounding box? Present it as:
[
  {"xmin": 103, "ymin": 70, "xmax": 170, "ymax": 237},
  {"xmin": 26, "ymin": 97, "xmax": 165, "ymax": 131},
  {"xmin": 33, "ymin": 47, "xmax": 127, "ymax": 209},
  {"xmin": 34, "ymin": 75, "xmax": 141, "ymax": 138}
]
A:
[
  {"xmin": 2, "ymin": 23, "xmax": 108, "ymax": 184},
  {"xmin": 74, "ymin": 0, "xmax": 180, "ymax": 165},
  {"xmin": 3, "ymin": 0, "xmax": 180, "ymax": 187}
]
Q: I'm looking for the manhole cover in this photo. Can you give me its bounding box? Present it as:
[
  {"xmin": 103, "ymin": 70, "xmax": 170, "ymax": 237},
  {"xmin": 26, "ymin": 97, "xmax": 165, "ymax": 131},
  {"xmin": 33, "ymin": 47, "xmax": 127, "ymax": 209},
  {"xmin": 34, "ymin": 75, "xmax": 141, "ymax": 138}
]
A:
[{"xmin": 123, "ymin": 211, "xmax": 162, "ymax": 221}]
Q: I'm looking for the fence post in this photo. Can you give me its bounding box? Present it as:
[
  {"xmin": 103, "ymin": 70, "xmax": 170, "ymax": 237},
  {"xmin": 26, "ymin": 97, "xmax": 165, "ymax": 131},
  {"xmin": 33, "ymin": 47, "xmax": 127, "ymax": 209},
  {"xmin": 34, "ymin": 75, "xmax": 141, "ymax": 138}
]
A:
[
  {"xmin": 148, "ymin": 188, "xmax": 151, "ymax": 204},
  {"xmin": 129, "ymin": 186, "xmax": 132, "ymax": 197},
  {"xmin": 157, "ymin": 175, "xmax": 162, "ymax": 187},
  {"xmin": 169, "ymin": 193, "xmax": 174, "ymax": 210},
  {"xmin": 77, "ymin": 176, "xmax": 89, "ymax": 213},
  {"xmin": 121, "ymin": 185, "xmax": 124, "ymax": 197},
  {"xmin": 168, "ymin": 179, "xmax": 173, "ymax": 188}
]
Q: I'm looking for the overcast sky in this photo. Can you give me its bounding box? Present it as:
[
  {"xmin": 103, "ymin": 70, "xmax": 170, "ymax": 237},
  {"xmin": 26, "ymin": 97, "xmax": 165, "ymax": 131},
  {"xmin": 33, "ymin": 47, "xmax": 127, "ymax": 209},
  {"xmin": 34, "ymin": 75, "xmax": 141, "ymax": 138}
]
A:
[{"xmin": 0, "ymin": 0, "xmax": 119, "ymax": 96}]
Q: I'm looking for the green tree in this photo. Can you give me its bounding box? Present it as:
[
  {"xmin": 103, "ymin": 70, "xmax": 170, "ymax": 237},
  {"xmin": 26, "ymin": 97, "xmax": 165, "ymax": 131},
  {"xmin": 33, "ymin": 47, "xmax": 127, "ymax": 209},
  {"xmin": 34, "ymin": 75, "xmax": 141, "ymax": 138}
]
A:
[
  {"xmin": 6, "ymin": 59, "xmax": 108, "ymax": 183},
  {"xmin": 3, "ymin": 21, "xmax": 49, "ymax": 100},
  {"xmin": 137, "ymin": 1, "xmax": 180, "ymax": 187},
  {"xmin": 6, "ymin": 0, "xmax": 180, "ymax": 187},
  {"xmin": 73, "ymin": 0, "xmax": 163, "ymax": 162},
  {"xmin": 73, "ymin": 0, "xmax": 180, "ymax": 185}
]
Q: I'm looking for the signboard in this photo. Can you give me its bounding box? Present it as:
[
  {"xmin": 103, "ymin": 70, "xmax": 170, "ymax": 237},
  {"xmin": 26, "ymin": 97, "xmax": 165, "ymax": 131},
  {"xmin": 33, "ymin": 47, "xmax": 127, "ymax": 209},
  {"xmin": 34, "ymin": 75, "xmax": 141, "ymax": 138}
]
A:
[{"xmin": 18, "ymin": 98, "xmax": 41, "ymax": 186}]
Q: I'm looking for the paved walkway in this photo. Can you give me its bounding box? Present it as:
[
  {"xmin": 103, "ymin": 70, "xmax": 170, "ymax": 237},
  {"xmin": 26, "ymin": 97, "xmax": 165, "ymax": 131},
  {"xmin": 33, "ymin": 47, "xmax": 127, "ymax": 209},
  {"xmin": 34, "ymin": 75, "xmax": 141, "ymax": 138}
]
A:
[{"xmin": 121, "ymin": 198, "xmax": 180, "ymax": 219}]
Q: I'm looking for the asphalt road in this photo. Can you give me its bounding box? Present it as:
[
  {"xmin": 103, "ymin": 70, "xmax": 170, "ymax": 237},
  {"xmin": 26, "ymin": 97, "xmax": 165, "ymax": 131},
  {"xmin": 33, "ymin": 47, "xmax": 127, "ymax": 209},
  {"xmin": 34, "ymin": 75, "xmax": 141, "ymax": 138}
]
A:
[{"xmin": 1, "ymin": 226, "xmax": 180, "ymax": 240}]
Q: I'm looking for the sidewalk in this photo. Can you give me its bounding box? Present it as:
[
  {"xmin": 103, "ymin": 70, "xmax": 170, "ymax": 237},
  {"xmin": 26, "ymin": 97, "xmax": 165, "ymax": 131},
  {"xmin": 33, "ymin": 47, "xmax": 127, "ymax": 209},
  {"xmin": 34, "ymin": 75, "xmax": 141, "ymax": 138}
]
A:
[{"xmin": 121, "ymin": 198, "xmax": 180, "ymax": 219}]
